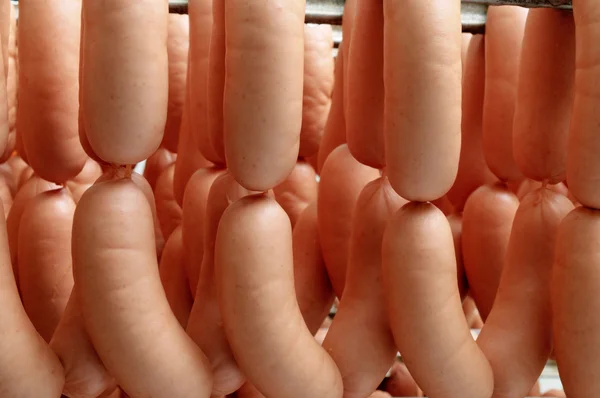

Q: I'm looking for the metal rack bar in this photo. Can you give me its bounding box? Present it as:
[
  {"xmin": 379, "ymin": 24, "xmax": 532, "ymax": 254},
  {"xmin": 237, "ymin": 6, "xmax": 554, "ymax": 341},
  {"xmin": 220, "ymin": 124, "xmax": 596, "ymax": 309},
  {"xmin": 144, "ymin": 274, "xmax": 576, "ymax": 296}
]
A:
[{"xmin": 9, "ymin": 0, "xmax": 574, "ymax": 36}]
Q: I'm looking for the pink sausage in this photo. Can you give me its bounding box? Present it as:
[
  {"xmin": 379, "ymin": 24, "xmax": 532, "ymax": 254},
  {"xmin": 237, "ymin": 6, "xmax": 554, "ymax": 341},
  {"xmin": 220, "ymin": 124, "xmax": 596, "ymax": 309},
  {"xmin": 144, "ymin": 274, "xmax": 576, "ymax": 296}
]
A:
[
  {"xmin": 384, "ymin": 0, "xmax": 462, "ymax": 202},
  {"xmin": 223, "ymin": 0, "xmax": 304, "ymax": 191}
]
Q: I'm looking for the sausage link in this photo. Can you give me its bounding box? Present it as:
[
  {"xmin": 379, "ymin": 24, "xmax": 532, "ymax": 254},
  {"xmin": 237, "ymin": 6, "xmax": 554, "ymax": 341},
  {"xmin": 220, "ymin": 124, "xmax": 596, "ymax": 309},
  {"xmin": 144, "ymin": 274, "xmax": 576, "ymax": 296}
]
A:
[
  {"xmin": 223, "ymin": 0, "xmax": 304, "ymax": 191},
  {"xmin": 18, "ymin": 0, "xmax": 88, "ymax": 183},
  {"xmin": 181, "ymin": 167, "xmax": 224, "ymax": 295},
  {"xmin": 382, "ymin": 202, "xmax": 493, "ymax": 398},
  {"xmin": 384, "ymin": 0, "xmax": 462, "ymax": 201},
  {"xmin": 482, "ymin": 6, "xmax": 528, "ymax": 182},
  {"xmin": 346, "ymin": 0, "xmax": 385, "ymax": 168},
  {"xmin": 0, "ymin": 199, "xmax": 65, "ymax": 397},
  {"xmin": 317, "ymin": 51, "xmax": 346, "ymax": 172},
  {"xmin": 7, "ymin": 177, "xmax": 61, "ymax": 284},
  {"xmin": 2, "ymin": 4, "xmax": 18, "ymax": 163},
  {"xmin": 187, "ymin": 172, "xmax": 250, "ymax": 396},
  {"xmin": 447, "ymin": 35, "xmax": 497, "ymax": 211},
  {"xmin": 82, "ymin": 0, "xmax": 169, "ymax": 164},
  {"xmin": 189, "ymin": 0, "xmax": 223, "ymax": 164},
  {"xmin": 159, "ymin": 226, "xmax": 193, "ymax": 328},
  {"xmin": 293, "ymin": 202, "xmax": 334, "ymax": 335},
  {"xmin": 216, "ymin": 194, "xmax": 343, "ymax": 398},
  {"xmin": 18, "ymin": 189, "xmax": 75, "ymax": 342},
  {"xmin": 300, "ymin": 24, "xmax": 334, "ymax": 158},
  {"xmin": 154, "ymin": 164, "xmax": 183, "ymax": 241},
  {"xmin": 462, "ymin": 183, "xmax": 519, "ymax": 320},
  {"xmin": 323, "ymin": 177, "xmax": 407, "ymax": 398},
  {"xmin": 552, "ymin": 206, "xmax": 600, "ymax": 397},
  {"xmin": 207, "ymin": 0, "xmax": 227, "ymax": 164},
  {"xmin": 173, "ymin": 77, "xmax": 213, "ymax": 206},
  {"xmin": 74, "ymin": 178, "xmax": 213, "ymax": 397},
  {"xmin": 318, "ymin": 144, "xmax": 379, "ymax": 297},
  {"xmin": 513, "ymin": 9, "xmax": 575, "ymax": 183},
  {"xmin": 566, "ymin": 0, "xmax": 600, "ymax": 208},
  {"xmin": 163, "ymin": 14, "xmax": 190, "ymax": 153},
  {"xmin": 478, "ymin": 189, "xmax": 573, "ymax": 397}
]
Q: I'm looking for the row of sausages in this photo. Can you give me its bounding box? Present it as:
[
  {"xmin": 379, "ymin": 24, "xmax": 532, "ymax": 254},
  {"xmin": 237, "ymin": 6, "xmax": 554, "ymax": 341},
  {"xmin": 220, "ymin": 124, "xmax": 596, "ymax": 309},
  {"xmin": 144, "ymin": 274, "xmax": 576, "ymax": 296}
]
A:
[{"xmin": 0, "ymin": 0, "xmax": 598, "ymax": 397}]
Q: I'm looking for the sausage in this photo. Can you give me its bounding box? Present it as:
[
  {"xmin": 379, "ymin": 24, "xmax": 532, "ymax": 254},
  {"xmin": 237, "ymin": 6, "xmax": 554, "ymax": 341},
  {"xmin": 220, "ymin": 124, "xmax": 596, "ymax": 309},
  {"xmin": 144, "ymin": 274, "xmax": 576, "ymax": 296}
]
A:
[
  {"xmin": 318, "ymin": 144, "xmax": 379, "ymax": 297},
  {"xmin": 18, "ymin": 189, "xmax": 75, "ymax": 342},
  {"xmin": 144, "ymin": 148, "xmax": 177, "ymax": 191},
  {"xmin": 552, "ymin": 206, "xmax": 600, "ymax": 397},
  {"xmin": 206, "ymin": 0, "xmax": 227, "ymax": 164},
  {"xmin": 216, "ymin": 194, "xmax": 343, "ymax": 398},
  {"xmin": 448, "ymin": 213, "xmax": 469, "ymax": 301},
  {"xmin": 82, "ymin": 0, "xmax": 168, "ymax": 165},
  {"xmin": 223, "ymin": 0, "xmax": 304, "ymax": 191},
  {"xmin": 323, "ymin": 177, "xmax": 407, "ymax": 398},
  {"xmin": 0, "ymin": 0, "xmax": 9, "ymax": 79},
  {"xmin": 342, "ymin": 0, "xmax": 357, "ymax": 119},
  {"xmin": 50, "ymin": 288, "xmax": 117, "ymax": 398},
  {"xmin": 162, "ymin": 14, "xmax": 189, "ymax": 153},
  {"xmin": 154, "ymin": 163, "xmax": 183, "ymax": 241},
  {"xmin": 0, "ymin": 1, "xmax": 9, "ymax": 162},
  {"xmin": 0, "ymin": 35, "xmax": 8, "ymax": 164},
  {"xmin": 293, "ymin": 203, "xmax": 334, "ymax": 335},
  {"xmin": 73, "ymin": 177, "xmax": 213, "ymax": 397},
  {"xmin": 317, "ymin": 51, "xmax": 346, "ymax": 172},
  {"xmin": 300, "ymin": 24, "xmax": 333, "ymax": 158},
  {"xmin": 77, "ymin": 1, "xmax": 103, "ymax": 165},
  {"xmin": 447, "ymin": 35, "xmax": 497, "ymax": 211},
  {"xmin": 477, "ymin": 188, "xmax": 573, "ymax": 397},
  {"xmin": 482, "ymin": 6, "xmax": 528, "ymax": 182},
  {"xmin": 462, "ymin": 183, "xmax": 519, "ymax": 321},
  {"xmin": 187, "ymin": 172, "xmax": 251, "ymax": 396},
  {"xmin": 567, "ymin": 0, "xmax": 600, "ymax": 209},
  {"xmin": 181, "ymin": 167, "xmax": 224, "ymax": 295},
  {"xmin": 7, "ymin": 177, "xmax": 60, "ymax": 283},
  {"xmin": 382, "ymin": 202, "xmax": 493, "ymax": 398},
  {"xmin": 0, "ymin": 4, "xmax": 16, "ymax": 163},
  {"xmin": 159, "ymin": 226, "xmax": 193, "ymax": 328},
  {"xmin": 513, "ymin": 9, "xmax": 575, "ymax": 183},
  {"xmin": 384, "ymin": 0, "xmax": 462, "ymax": 202},
  {"xmin": 0, "ymin": 199, "xmax": 65, "ymax": 397},
  {"xmin": 18, "ymin": 0, "xmax": 88, "ymax": 183},
  {"xmin": 173, "ymin": 81, "xmax": 213, "ymax": 206},
  {"xmin": 189, "ymin": 0, "xmax": 223, "ymax": 165},
  {"xmin": 273, "ymin": 161, "xmax": 318, "ymax": 228},
  {"xmin": 346, "ymin": 0, "xmax": 385, "ymax": 168}
]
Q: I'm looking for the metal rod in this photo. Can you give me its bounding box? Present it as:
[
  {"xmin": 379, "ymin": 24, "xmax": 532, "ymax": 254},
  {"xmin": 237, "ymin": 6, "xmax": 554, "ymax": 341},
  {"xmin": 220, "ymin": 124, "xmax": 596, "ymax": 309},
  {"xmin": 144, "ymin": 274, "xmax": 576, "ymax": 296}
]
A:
[
  {"xmin": 463, "ymin": 0, "xmax": 571, "ymax": 9},
  {"xmin": 9, "ymin": 0, "xmax": 574, "ymax": 36}
]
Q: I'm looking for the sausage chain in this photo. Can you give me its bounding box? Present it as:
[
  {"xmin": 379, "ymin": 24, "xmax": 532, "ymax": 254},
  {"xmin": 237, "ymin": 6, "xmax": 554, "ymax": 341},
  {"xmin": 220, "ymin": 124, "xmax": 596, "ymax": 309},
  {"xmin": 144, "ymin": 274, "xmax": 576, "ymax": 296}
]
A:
[
  {"xmin": 380, "ymin": 2, "xmax": 495, "ymax": 397},
  {"xmin": 0, "ymin": 0, "xmax": 595, "ymax": 397},
  {"xmin": 554, "ymin": 0, "xmax": 600, "ymax": 396}
]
